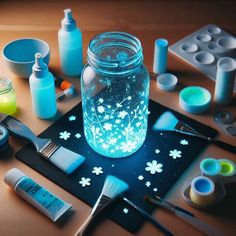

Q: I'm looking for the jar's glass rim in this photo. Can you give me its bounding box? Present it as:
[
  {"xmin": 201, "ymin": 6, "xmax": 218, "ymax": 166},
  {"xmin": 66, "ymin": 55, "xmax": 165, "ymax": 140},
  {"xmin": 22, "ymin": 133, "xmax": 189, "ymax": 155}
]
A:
[
  {"xmin": 87, "ymin": 31, "xmax": 143, "ymax": 70},
  {"xmin": 0, "ymin": 78, "xmax": 12, "ymax": 94}
]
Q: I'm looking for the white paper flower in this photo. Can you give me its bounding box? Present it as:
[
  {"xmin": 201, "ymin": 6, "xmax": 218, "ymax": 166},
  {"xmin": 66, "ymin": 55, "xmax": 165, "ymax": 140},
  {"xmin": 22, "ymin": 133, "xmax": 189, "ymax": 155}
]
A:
[
  {"xmin": 69, "ymin": 115, "xmax": 76, "ymax": 121},
  {"xmin": 97, "ymin": 106, "xmax": 105, "ymax": 113},
  {"xmin": 75, "ymin": 133, "xmax": 81, "ymax": 139},
  {"xmin": 79, "ymin": 177, "xmax": 91, "ymax": 187},
  {"xmin": 103, "ymin": 123, "xmax": 112, "ymax": 131},
  {"xmin": 59, "ymin": 131, "xmax": 71, "ymax": 140},
  {"xmin": 138, "ymin": 175, "xmax": 144, "ymax": 180},
  {"xmin": 118, "ymin": 110, "xmax": 128, "ymax": 119},
  {"xmin": 98, "ymin": 98, "xmax": 104, "ymax": 103},
  {"xmin": 180, "ymin": 139, "xmax": 189, "ymax": 145},
  {"xmin": 169, "ymin": 149, "xmax": 182, "ymax": 159},
  {"xmin": 92, "ymin": 167, "xmax": 103, "ymax": 175},
  {"xmin": 109, "ymin": 138, "xmax": 117, "ymax": 145},
  {"xmin": 153, "ymin": 188, "xmax": 158, "ymax": 192},
  {"xmin": 123, "ymin": 208, "xmax": 129, "ymax": 214},
  {"xmin": 120, "ymin": 140, "xmax": 137, "ymax": 153},
  {"xmin": 145, "ymin": 181, "xmax": 151, "ymax": 187},
  {"xmin": 145, "ymin": 160, "xmax": 163, "ymax": 174},
  {"xmin": 155, "ymin": 149, "xmax": 160, "ymax": 154}
]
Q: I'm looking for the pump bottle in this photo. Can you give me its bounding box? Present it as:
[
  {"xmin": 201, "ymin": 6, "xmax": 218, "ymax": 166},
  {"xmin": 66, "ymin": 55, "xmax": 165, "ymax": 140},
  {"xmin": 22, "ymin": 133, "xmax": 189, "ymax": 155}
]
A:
[
  {"xmin": 58, "ymin": 9, "xmax": 83, "ymax": 76},
  {"xmin": 29, "ymin": 53, "xmax": 57, "ymax": 119}
]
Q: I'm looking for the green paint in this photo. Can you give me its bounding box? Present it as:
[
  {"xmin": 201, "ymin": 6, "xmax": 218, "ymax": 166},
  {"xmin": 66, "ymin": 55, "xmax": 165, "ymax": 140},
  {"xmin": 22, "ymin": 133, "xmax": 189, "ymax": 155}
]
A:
[{"xmin": 220, "ymin": 161, "xmax": 234, "ymax": 176}]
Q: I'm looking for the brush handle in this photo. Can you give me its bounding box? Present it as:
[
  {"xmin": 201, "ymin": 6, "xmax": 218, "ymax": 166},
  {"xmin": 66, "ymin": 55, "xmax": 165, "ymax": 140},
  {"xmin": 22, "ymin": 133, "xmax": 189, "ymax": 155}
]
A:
[
  {"xmin": 213, "ymin": 140, "xmax": 236, "ymax": 155},
  {"xmin": 74, "ymin": 214, "xmax": 94, "ymax": 236}
]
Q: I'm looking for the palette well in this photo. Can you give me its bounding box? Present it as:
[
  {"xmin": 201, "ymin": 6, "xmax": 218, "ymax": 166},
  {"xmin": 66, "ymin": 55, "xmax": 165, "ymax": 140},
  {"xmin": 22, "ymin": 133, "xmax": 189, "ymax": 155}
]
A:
[{"xmin": 16, "ymin": 100, "xmax": 217, "ymax": 233}]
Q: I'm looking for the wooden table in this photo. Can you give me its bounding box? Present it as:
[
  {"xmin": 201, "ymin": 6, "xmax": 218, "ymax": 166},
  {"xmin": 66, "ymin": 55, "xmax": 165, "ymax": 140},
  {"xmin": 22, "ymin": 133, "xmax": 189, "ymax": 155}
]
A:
[{"xmin": 0, "ymin": 1, "xmax": 235, "ymax": 235}]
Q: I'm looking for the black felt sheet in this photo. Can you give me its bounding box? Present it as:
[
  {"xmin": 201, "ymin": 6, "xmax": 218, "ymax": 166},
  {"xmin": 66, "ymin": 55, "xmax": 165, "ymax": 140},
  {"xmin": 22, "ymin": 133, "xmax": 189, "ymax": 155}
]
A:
[{"xmin": 16, "ymin": 100, "xmax": 217, "ymax": 233}]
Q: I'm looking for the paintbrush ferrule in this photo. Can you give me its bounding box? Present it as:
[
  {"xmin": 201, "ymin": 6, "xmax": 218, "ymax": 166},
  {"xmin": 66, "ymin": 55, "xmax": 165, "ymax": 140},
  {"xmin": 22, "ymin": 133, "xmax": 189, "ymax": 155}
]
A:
[
  {"xmin": 39, "ymin": 141, "xmax": 60, "ymax": 160},
  {"xmin": 91, "ymin": 194, "xmax": 112, "ymax": 216}
]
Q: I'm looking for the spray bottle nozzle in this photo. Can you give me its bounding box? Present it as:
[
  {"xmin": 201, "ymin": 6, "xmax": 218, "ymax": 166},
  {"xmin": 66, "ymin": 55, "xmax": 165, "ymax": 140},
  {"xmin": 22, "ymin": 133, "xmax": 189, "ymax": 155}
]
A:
[
  {"xmin": 33, "ymin": 53, "xmax": 48, "ymax": 78},
  {"xmin": 35, "ymin": 53, "xmax": 43, "ymax": 67},
  {"xmin": 64, "ymin": 9, "xmax": 73, "ymax": 21},
  {"xmin": 61, "ymin": 8, "xmax": 76, "ymax": 31}
]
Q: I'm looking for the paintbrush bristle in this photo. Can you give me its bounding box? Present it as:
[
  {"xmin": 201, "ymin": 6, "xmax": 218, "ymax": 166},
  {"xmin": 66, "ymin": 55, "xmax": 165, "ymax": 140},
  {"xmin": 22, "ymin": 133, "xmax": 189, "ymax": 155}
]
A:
[
  {"xmin": 153, "ymin": 111, "xmax": 178, "ymax": 131},
  {"xmin": 101, "ymin": 175, "xmax": 129, "ymax": 199}
]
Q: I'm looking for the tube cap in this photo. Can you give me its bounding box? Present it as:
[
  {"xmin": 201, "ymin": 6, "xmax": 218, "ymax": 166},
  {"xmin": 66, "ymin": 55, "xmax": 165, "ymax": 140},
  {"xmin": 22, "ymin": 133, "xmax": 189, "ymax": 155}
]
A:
[
  {"xmin": 61, "ymin": 9, "xmax": 76, "ymax": 32},
  {"xmin": 4, "ymin": 168, "xmax": 26, "ymax": 189},
  {"xmin": 32, "ymin": 53, "xmax": 49, "ymax": 78}
]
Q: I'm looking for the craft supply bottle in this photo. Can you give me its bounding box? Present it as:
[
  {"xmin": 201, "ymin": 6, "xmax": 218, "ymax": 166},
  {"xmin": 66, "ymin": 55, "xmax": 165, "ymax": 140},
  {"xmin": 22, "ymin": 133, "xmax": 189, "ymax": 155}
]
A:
[
  {"xmin": 58, "ymin": 9, "xmax": 83, "ymax": 76},
  {"xmin": 214, "ymin": 57, "xmax": 236, "ymax": 105},
  {"xmin": 4, "ymin": 168, "xmax": 72, "ymax": 222},
  {"xmin": 29, "ymin": 53, "xmax": 57, "ymax": 119},
  {"xmin": 0, "ymin": 77, "xmax": 17, "ymax": 115}
]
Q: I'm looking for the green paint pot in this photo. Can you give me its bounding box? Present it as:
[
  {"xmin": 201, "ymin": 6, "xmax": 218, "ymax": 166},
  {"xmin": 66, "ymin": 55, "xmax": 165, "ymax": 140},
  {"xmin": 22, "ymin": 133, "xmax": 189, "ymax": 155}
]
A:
[{"xmin": 219, "ymin": 159, "xmax": 236, "ymax": 177}]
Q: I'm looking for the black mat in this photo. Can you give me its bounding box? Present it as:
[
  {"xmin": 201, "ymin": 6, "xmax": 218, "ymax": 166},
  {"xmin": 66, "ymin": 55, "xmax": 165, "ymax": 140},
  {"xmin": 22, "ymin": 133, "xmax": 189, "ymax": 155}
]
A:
[{"xmin": 16, "ymin": 100, "xmax": 217, "ymax": 233}]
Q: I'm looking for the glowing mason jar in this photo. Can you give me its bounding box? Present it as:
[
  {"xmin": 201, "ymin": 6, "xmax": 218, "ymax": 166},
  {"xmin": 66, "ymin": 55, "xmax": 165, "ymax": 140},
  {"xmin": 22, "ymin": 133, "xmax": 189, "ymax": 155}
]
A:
[
  {"xmin": 81, "ymin": 32, "xmax": 150, "ymax": 158},
  {"xmin": 0, "ymin": 78, "xmax": 17, "ymax": 115}
]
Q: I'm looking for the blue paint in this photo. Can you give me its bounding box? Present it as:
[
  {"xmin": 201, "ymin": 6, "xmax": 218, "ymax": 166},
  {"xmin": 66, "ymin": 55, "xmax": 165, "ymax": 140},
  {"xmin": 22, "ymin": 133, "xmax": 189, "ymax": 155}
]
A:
[
  {"xmin": 200, "ymin": 158, "xmax": 221, "ymax": 176},
  {"xmin": 153, "ymin": 111, "xmax": 178, "ymax": 131},
  {"xmin": 194, "ymin": 178, "xmax": 212, "ymax": 193}
]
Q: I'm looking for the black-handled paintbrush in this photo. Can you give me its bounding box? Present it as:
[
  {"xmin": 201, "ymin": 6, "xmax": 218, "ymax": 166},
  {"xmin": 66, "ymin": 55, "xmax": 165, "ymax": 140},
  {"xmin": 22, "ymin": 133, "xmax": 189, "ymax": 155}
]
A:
[
  {"xmin": 0, "ymin": 113, "xmax": 85, "ymax": 174},
  {"xmin": 153, "ymin": 111, "xmax": 236, "ymax": 154},
  {"xmin": 74, "ymin": 175, "xmax": 129, "ymax": 236}
]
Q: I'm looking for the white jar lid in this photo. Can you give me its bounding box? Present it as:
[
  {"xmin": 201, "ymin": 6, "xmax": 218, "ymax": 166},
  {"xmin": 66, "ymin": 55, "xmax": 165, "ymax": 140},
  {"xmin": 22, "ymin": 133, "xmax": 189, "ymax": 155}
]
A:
[{"xmin": 4, "ymin": 168, "xmax": 26, "ymax": 189}]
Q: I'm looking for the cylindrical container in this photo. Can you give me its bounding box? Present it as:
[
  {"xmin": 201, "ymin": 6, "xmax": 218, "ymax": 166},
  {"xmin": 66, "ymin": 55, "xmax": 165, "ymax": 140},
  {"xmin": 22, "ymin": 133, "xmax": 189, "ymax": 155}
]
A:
[
  {"xmin": 29, "ymin": 53, "xmax": 57, "ymax": 119},
  {"xmin": 58, "ymin": 9, "xmax": 83, "ymax": 76},
  {"xmin": 0, "ymin": 125, "xmax": 9, "ymax": 152},
  {"xmin": 190, "ymin": 176, "xmax": 215, "ymax": 207},
  {"xmin": 153, "ymin": 38, "xmax": 168, "ymax": 74},
  {"xmin": 0, "ymin": 77, "xmax": 17, "ymax": 115},
  {"xmin": 200, "ymin": 158, "xmax": 221, "ymax": 178},
  {"xmin": 4, "ymin": 168, "xmax": 72, "ymax": 222},
  {"xmin": 218, "ymin": 159, "xmax": 236, "ymax": 184},
  {"xmin": 214, "ymin": 57, "xmax": 236, "ymax": 105},
  {"xmin": 81, "ymin": 32, "xmax": 150, "ymax": 158}
]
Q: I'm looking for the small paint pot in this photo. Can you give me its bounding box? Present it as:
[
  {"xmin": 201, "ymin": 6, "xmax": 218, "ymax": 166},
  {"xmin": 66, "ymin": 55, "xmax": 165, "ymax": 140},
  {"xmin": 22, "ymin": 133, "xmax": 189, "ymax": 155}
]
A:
[
  {"xmin": 190, "ymin": 176, "xmax": 215, "ymax": 207},
  {"xmin": 156, "ymin": 73, "xmax": 178, "ymax": 91},
  {"xmin": 200, "ymin": 158, "xmax": 221, "ymax": 177},
  {"xmin": 0, "ymin": 125, "xmax": 9, "ymax": 152},
  {"xmin": 218, "ymin": 159, "xmax": 236, "ymax": 185},
  {"xmin": 179, "ymin": 86, "xmax": 211, "ymax": 114}
]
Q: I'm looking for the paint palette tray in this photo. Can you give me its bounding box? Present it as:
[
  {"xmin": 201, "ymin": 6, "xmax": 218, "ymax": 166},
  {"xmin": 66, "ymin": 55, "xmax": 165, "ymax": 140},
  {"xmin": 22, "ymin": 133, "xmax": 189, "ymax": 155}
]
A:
[{"xmin": 169, "ymin": 24, "xmax": 236, "ymax": 92}]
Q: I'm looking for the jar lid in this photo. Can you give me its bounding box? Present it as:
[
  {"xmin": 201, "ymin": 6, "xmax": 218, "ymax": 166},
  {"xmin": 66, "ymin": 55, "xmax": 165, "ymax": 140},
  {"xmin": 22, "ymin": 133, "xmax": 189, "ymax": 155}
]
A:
[
  {"xmin": 0, "ymin": 125, "xmax": 9, "ymax": 146},
  {"xmin": 0, "ymin": 78, "xmax": 12, "ymax": 94}
]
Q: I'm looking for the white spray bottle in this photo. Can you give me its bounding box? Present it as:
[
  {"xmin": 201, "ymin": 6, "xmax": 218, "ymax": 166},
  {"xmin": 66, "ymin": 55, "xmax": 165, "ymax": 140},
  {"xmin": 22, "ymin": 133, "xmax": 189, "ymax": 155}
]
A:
[
  {"xmin": 58, "ymin": 9, "xmax": 83, "ymax": 76},
  {"xmin": 29, "ymin": 53, "xmax": 57, "ymax": 119}
]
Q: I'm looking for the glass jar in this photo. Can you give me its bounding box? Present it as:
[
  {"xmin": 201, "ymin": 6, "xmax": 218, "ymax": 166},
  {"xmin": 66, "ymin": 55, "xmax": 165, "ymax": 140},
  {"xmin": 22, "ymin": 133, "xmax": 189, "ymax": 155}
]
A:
[
  {"xmin": 81, "ymin": 32, "xmax": 150, "ymax": 158},
  {"xmin": 0, "ymin": 78, "xmax": 17, "ymax": 115}
]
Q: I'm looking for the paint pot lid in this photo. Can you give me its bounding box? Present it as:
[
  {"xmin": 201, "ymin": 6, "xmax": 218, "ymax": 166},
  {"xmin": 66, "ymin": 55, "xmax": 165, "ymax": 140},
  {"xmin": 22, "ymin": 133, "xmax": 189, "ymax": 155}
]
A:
[
  {"xmin": 200, "ymin": 158, "xmax": 221, "ymax": 176},
  {"xmin": 214, "ymin": 111, "xmax": 235, "ymax": 124},
  {"xmin": 0, "ymin": 125, "xmax": 9, "ymax": 146},
  {"xmin": 4, "ymin": 168, "xmax": 26, "ymax": 189},
  {"xmin": 156, "ymin": 73, "xmax": 178, "ymax": 91}
]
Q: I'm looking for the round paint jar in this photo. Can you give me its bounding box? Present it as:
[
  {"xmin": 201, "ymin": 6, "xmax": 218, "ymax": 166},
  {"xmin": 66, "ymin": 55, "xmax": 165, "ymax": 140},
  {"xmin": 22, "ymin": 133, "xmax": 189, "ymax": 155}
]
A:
[
  {"xmin": 0, "ymin": 125, "xmax": 9, "ymax": 152},
  {"xmin": 81, "ymin": 32, "xmax": 150, "ymax": 158},
  {"xmin": 190, "ymin": 176, "xmax": 215, "ymax": 207},
  {"xmin": 0, "ymin": 78, "xmax": 17, "ymax": 115},
  {"xmin": 200, "ymin": 158, "xmax": 221, "ymax": 177},
  {"xmin": 218, "ymin": 159, "xmax": 236, "ymax": 185}
]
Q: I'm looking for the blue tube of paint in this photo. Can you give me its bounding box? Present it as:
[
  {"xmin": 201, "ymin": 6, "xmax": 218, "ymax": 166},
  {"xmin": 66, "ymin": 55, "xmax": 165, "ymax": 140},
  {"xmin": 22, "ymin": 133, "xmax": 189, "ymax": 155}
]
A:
[{"xmin": 153, "ymin": 39, "xmax": 168, "ymax": 74}]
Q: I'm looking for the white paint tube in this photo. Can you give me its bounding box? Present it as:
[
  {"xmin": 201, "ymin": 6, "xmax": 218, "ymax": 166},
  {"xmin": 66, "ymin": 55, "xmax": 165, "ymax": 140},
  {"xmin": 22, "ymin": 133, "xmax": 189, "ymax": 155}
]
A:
[{"xmin": 4, "ymin": 168, "xmax": 72, "ymax": 222}]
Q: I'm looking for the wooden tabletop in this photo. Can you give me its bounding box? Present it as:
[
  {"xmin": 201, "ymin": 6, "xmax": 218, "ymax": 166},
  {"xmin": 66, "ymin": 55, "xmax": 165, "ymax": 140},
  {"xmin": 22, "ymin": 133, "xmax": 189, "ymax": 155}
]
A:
[{"xmin": 0, "ymin": 1, "xmax": 236, "ymax": 235}]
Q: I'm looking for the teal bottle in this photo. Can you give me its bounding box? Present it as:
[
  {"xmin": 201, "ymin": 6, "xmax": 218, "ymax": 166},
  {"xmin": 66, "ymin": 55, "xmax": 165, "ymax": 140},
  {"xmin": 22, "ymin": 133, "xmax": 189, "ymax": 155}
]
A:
[
  {"xmin": 29, "ymin": 53, "xmax": 57, "ymax": 119},
  {"xmin": 81, "ymin": 32, "xmax": 150, "ymax": 158}
]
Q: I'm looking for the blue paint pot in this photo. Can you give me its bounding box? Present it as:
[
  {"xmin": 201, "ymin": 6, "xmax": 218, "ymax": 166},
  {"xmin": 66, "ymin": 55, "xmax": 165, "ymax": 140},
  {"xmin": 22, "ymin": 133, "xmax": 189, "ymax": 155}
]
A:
[
  {"xmin": 200, "ymin": 158, "xmax": 221, "ymax": 176},
  {"xmin": 0, "ymin": 125, "xmax": 9, "ymax": 152}
]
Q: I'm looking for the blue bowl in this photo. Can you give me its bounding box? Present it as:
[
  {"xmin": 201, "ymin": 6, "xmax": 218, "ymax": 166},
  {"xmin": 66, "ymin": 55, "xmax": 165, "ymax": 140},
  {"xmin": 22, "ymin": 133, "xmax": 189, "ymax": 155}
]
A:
[{"xmin": 2, "ymin": 38, "xmax": 50, "ymax": 78}]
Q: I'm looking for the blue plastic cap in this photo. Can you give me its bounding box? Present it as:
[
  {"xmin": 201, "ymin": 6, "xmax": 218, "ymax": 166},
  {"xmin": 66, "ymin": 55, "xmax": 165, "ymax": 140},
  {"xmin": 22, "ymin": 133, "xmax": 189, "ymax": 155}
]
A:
[{"xmin": 155, "ymin": 39, "xmax": 168, "ymax": 48}]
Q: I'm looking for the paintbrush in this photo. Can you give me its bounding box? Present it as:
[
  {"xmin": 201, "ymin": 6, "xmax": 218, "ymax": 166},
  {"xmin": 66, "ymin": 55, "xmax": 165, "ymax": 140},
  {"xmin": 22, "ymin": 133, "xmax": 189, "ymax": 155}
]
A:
[
  {"xmin": 153, "ymin": 111, "xmax": 236, "ymax": 154},
  {"xmin": 74, "ymin": 175, "xmax": 129, "ymax": 236},
  {"xmin": 0, "ymin": 113, "xmax": 85, "ymax": 174},
  {"xmin": 145, "ymin": 195, "xmax": 224, "ymax": 236}
]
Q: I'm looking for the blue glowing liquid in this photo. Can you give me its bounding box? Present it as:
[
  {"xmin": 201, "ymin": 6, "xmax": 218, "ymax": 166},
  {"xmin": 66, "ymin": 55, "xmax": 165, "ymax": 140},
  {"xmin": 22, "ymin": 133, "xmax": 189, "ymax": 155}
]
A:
[{"xmin": 81, "ymin": 65, "xmax": 150, "ymax": 158}]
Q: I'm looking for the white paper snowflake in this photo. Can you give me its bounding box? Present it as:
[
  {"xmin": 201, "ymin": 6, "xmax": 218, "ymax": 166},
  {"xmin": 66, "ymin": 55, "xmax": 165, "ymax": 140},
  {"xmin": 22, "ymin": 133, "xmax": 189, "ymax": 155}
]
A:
[
  {"xmin": 145, "ymin": 181, "xmax": 151, "ymax": 187},
  {"xmin": 79, "ymin": 177, "xmax": 91, "ymax": 187},
  {"xmin": 103, "ymin": 123, "xmax": 112, "ymax": 131},
  {"xmin": 92, "ymin": 167, "xmax": 103, "ymax": 175},
  {"xmin": 155, "ymin": 149, "xmax": 160, "ymax": 154},
  {"xmin": 118, "ymin": 110, "xmax": 128, "ymax": 119},
  {"xmin": 97, "ymin": 106, "xmax": 105, "ymax": 113},
  {"xmin": 75, "ymin": 133, "xmax": 81, "ymax": 139},
  {"xmin": 98, "ymin": 98, "xmax": 104, "ymax": 103},
  {"xmin": 138, "ymin": 175, "xmax": 144, "ymax": 180},
  {"xmin": 123, "ymin": 208, "xmax": 129, "ymax": 214},
  {"xmin": 69, "ymin": 115, "xmax": 76, "ymax": 121},
  {"xmin": 120, "ymin": 140, "xmax": 137, "ymax": 153},
  {"xmin": 180, "ymin": 139, "xmax": 189, "ymax": 145},
  {"xmin": 59, "ymin": 131, "xmax": 71, "ymax": 140},
  {"xmin": 145, "ymin": 160, "xmax": 163, "ymax": 174},
  {"xmin": 169, "ymin": 149, "xmax": 182, "ymax": 159}
]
